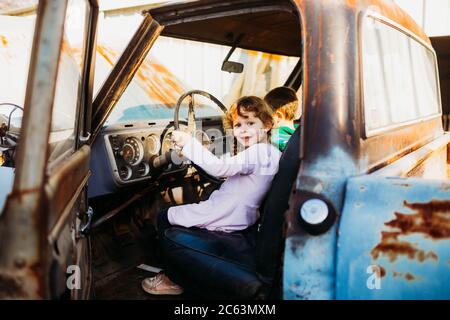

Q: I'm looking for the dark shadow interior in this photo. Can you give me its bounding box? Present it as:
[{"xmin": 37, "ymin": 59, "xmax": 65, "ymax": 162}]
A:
[
  {"xmin": 430, "ymin": 36, "xmax": 450, "ymax": 131},
  {"xmin": 160, "ymin": 10, "xmax": 302, "ymax": 57}
]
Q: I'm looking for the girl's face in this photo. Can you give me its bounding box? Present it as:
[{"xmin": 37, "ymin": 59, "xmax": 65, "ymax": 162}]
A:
[{"xmin": 232, "ymin": 111, "xmax": 270, "ymax": 148}]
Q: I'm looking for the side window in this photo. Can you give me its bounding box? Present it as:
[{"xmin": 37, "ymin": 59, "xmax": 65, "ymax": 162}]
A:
[
  {"xmin": 0, "ymin": 14, "xmax": 35, "ymax": 132},
  {"xmin": 361, "ymin": 14, "xmax": 441, "ymax": 136},
  {"xmin": 48, "ymin": 0, "xmax": 88, "ymax": 165}
]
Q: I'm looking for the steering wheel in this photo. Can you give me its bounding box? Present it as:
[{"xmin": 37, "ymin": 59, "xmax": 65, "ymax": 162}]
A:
[
  {"xmin": 173, "ymin": 90, "xmax": 228, "ymax": 184},
  {"xmin": 0, "ymin": 103, "xmax": 23, "ymax": 166}
]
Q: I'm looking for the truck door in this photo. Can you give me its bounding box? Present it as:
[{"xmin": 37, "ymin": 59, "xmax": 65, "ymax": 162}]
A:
[
  {"xmin": 0, "ymin": 0, "xmax": 98, "ymax": 299},
  {"xmin": 336, "ymin": 175, "xmax": 450, "ymax": 299}
]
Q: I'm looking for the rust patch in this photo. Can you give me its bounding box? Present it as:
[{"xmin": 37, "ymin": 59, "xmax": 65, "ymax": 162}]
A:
[
  {"xmin": 388, "ymin": 201, "xmax": 450, "ymax": 240},
  {"xmin": 29, "ymin": 262, "xmax": 43, "ymax": 298},
  {"xmin": 0, "ymin": 274, "xmax": 26, "ymax": 299},
  {"xmin": 9, "ymin": 187, "xmax": 40, "ymax": 202},
  {"xmin": 379, "ymin": 266, "xmax": 386, "ymax": 278},
  {"xmin": 1, "ymin": 35, "xmax": 7, "ymax": 46},
  {"xmin": 393, "ymin": 183, "xmax": 412, "ymax": 188},
  {"xmin": 344, "ymin": 0, "xmax": 429, "ymax": 44},
  {"xmin": 372, "ymin": 231, "xmax": 437, "ymax": 262},
  {"xmin": 404, "ymin": 273, "xmax": 415, "ymax": 281},
  {"xmin": 393, "ymin": 271, "xmax": 420, "ymax": 281},
  {"xmin": 371, "ymin": 200, "xmax": 450, "ymax": 262}
]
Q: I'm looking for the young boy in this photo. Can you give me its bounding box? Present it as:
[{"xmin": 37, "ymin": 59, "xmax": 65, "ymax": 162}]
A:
[{"xmin": 264, "ymin": 86, "xmax": 300, "ymax": 151}]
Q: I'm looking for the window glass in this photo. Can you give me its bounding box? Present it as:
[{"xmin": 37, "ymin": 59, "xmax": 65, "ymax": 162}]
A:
[
  {"xmin": 0, "ymin": 14, "xmax": 35, "ymax": 127},
  {"xmin": 93, "ymin": 13, "xmax": 144, "ymax": 97},
  {"xmin": 48, "ymin": 0, "xmax": 88, "ymax": 164},
  {"xmin": 0, "ymin": 6, "xmax": 35, "ymax": 167},
  {"xmin": 105, "ymin": 36, "xmax": 300, "ymax": 126},
  {"xmin": 362, "ymin": 15, "xmax": 441, "ymax": 135}
]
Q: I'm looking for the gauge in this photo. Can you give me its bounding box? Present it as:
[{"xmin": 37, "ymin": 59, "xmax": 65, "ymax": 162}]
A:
[
  {"xmin": 161, "ymin": 132, "xmax": 173, "ymax": 155},
  {"xmin": 110, "ymin": 135, "xmax": 120, "ymax": 151},
  {"xmin": 145, "ymin": 134, "xmax": 161, "ymax": 156},
  {"xmin": 118, "ymin": 165, "xmax": 132, "ymax": 181},
  {"xmin": 120, "ymin": 137, "xmax": 144, "ymax": 166},
  {"xmin": 137, "ymin": 162, "xmax": 150, "ymax": 177}
]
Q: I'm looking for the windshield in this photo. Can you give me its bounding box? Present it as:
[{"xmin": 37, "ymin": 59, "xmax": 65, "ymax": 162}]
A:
[{"xmin": 104, "ymin": 35, "xmax": 300, "ymax": 126}]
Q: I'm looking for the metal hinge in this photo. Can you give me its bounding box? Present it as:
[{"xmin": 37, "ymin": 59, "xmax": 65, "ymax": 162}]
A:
[
  {"xmin": 79, "ymin": 132, "xmax": 91, "ymax": 143},
  {"xmin": 80, "ymin": 206, "xmax": 93, "ymax": 236}
]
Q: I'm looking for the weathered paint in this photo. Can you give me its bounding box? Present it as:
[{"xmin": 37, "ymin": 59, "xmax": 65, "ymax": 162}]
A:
[
  {"xmin": 371, "ymin": 133, "xmax": 450, "ymax": 178},
  {"xmin": 336, "ymin": 176, "xmax": 450, "ymax": 299},
  {"xmin": 282, "ymin": 0, "xmax": 446, "ymax": 300},
  {"xmin": 284, "ymin": 147, "xmax": 356, "ymax": 299},
  {"xmin": 139, "ymin": 0, "xmax": 447, "ymax": 300},
  {"xmin": 0, "ymin": 167, "xmax": 14, "ymax": 215},
  {"xmin": 341, "ymin": 0, "xmax": 429, "ymax": 44},
  {"xmin": 45, "ymin": 146, "xmax": 91, "ymax": 231},
  {"xmin": 0, "ymin": 0, "xmax": 68, "ymax": 299}
]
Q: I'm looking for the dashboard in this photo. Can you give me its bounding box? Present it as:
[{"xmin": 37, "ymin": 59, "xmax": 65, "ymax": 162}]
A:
[{"xmin": 100, "ymin": 117, "xmax": 224, "ymax": 186}]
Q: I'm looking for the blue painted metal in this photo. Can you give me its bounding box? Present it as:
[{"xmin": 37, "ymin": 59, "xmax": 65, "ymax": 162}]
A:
[
  {"xmin": 0, "ymin": 167, "xmax": 14, "ymax": 215},
  {"xmin": 284, "ymin": 147, "xmax": 356, "ymax": 300},
  {"xmin": 336, "ymin": 176, "xmax": 450, "ymax": 299}
]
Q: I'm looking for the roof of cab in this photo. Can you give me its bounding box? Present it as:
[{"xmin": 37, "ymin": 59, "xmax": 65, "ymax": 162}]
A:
[{"xmin": 146, "ymin": 0, "xmax": 430, "ymax": 51}]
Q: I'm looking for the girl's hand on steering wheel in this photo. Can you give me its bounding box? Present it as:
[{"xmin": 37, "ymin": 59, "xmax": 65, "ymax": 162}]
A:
[{"xmin": 171, "ymin": 130, "xmax": 191, "ymax": 148}]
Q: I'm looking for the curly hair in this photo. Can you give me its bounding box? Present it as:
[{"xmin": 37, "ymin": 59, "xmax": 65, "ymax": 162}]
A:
[
  {"xmin": 223, "ymin": 96, "xmax": 274, "ymax": 155},
  {"xmin": 223, "ymin": 96, "xmax": 274, "ymax": 130}
]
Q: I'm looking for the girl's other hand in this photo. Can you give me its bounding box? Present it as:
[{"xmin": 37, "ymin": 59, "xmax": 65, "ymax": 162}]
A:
[{"xmin": 171, "ymin": 130, "xmax": 191, "ymax": 148}]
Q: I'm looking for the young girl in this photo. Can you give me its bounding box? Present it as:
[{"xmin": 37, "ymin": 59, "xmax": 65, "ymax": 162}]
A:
[{"xmin": 142, "ymin": 96, "xmax": 281, "ymax": 295}]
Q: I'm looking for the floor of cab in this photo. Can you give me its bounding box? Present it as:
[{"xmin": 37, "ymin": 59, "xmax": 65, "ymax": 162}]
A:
[{"xmin": 91, "ymin": 214, "xmax": 198, "ymax": 300}]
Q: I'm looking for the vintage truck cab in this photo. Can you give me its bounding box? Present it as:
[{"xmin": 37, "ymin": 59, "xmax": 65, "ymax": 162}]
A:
[{"xmin": 0, "ymin": 0, "xmax": 449, "ymax": 299}]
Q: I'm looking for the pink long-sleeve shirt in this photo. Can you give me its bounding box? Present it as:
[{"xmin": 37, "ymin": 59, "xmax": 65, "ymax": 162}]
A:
[{"xmin": 167, "ymin": 137, "xmax": 281, "ymax": 232}]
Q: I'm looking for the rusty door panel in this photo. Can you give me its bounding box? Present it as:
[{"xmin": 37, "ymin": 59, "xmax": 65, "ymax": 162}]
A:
[
  {"xmin": 45, "ymin": 145, "xmax": 90, "ymax": 231},
  {"xmin": 371, "ymin": 133, "xmax": 450, "ymax": 178},
  {"xmin": 336, "ymin": 176, "xmax": 450, "ymax": 299},
  {"xmin": 0, "ymin": 0, "xmax": 68, "ymax": 299}
]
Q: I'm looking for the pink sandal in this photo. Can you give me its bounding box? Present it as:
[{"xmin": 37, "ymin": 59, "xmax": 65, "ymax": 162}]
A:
[{"xmin": 141, "ymin": 273, "xmax": 184, "ymax": 295}]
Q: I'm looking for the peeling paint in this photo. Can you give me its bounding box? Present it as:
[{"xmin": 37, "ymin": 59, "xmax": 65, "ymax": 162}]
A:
[
  {"xmin": 379, "ymin": 265, "xmax": 386, "ymax": 278},
  {"xmin": 372, "ymin": 231, "xmax": 438, "ymax": 262},
  {"xmin": 0, "ymin": 274, "xmax": 26, "ymax": 299},
  {"xmin": 392, "ymin": 271, "xmax": 421, "ymax": 281},
  {"xmin": 371, "ymin": 200, "xmax": 449, "ymax": 262}
]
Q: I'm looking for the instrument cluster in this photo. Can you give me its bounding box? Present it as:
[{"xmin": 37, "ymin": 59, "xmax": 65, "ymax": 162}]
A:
[
  {"xmin": 103, "ymin": 119, "xmax": 223, "ymax": 185},
  {"xmin": 106, "ymin": 132, "xmax": 162, "ymax": 184}
]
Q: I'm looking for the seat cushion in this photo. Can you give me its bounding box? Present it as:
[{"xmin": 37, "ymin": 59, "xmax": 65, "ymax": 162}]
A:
[{"xmin": 160, "ymin": 225, "xmax": 270, "ymax": 299}]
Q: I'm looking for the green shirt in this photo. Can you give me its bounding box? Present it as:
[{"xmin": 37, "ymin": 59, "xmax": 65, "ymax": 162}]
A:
[{"xmin": 271, "ymin": 124, "xmax": 299, "ymax": 151}]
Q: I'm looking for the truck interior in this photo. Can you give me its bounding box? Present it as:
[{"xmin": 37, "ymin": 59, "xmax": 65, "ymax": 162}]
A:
[
  {"xmin": 1, "ymin": 0, "xmax": 449, "ymax": 301},
  {"xmin": 87, "ymin": 0, "xmax": 303, "ymax": 299}
]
